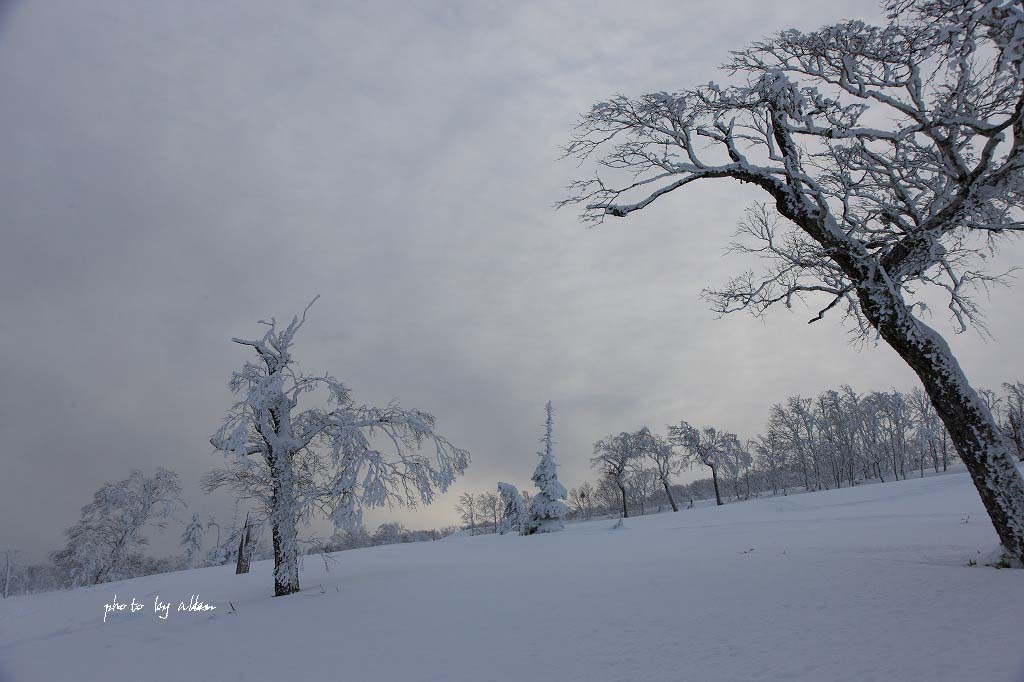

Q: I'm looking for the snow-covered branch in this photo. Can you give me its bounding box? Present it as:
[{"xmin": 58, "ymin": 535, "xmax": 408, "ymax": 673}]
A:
[{"xmin": 561, "ymin": 13, "xmax": 1023, "ymax": 335}]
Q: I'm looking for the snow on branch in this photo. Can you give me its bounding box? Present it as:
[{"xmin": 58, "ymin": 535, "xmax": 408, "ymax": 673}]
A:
[{"xmin": 560, "ymin": 8, "xmax": 1023, "ymax": 335}]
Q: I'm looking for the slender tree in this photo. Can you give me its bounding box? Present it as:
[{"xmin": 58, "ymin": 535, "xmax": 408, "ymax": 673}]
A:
[
  {"xmin": 2, "ymin": 549, "xmax": 15, "ymax": 599},
  {"xmin": 721, "ymin": 439, "xmax": 753, "ymax": 500},
  {"xmin": 628, "ymin": 467, "xmax": 661, "ymax": 515},
  {"xmin": 525, "ymin": 401, "xmax": 569, "ymax": 534},
  {"xmin": 479, "ymin": 492, "xmax": 502, "ymax": 534},
  {"xmin": 1002, "ymin": 382, "xmax": 1024, "ymax": 461},
  {"xmin": 591, "ymin": 429, "xmax": 645, "ymax": 517},
  {"xmin": 569, "ymin": 481, "xmax": 596, "ymax": 520},
  {"xmin": 594, "ymin": 477, "xmax": 623, "ymax": 516},
  {"xmin": 456, "ymin": 492, "xmax": 479, "ymax": 536},
  {"xmin": 669, "ymin": 422, "xmax": 737, "ymax": 506},
  {"xmin": 180, "ymin": 513, "xmax": 205, "ymax": 569},
  {"xmin": 643, "ymin": 431, "xmax": 682, "ymax": 511},
  {"xmin": 752, "ymin": 431, "xmax": 788, "ymax": 496}
]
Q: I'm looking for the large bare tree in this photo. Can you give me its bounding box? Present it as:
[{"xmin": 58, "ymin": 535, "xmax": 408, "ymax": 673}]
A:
[{"xmin": 562, "ymin": 0, "xmax": 1024, "ymax": 563}]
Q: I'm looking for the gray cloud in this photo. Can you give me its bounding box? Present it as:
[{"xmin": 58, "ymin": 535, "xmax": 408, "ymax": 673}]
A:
[{"xmin": 2, "ymin": 0, "xmax": 1021, "ymax": 560}]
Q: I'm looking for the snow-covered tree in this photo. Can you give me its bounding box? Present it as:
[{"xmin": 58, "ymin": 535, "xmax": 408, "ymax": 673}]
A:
[
  {"xmin": 478, "ymin": 491, "xmax": 501, "ymax": 534},
  {"xmin": 815, "ymin": 389, "xmax": 863, "ymax": 488},
  {"xmin": 593, "ymin": 476, "xmax": 623, "ymax": 515},
  {"xmin": 1001, "ymin": 382, "xmax": 1024, "ymax": 461},
  {"xmin": 373, "ymin": 522, "xmax": 405, "ymax": 545},
  {"xmin": 720, "ymin": 439, "xmax": 753, "ymax": 501},
  {"xmin": 627, "ymin": 467, "xmax": 661, "ymax": 516},
  {"xmin": 591, "ymin": 429, "xmax": 646, "ymax": 517},
  {"xmin": 644, "ymin": 432, "xmax": 682, "ymax": 511},
  {"xmin": 909, "ymin": 387, "xmax": 943, "ymax": 475},
  {"xmin": 455, "ymin": 492, "xmax": 479, "ymax": 535},
  {"xmin": 2, "ymin": 549, "xmax": 16, "ymax": 599},
  {"xmin": 203, "ymin": 517, "xmax": 225, "ymax": 565},
  {"xmin": 752, "ymin": 431, "xmax": 788, "ymax": 497},
  {"xmin": 204, "ymin": 513, "xmax": 241, "ymax": 566},
  {"xmin": 50, "ymin": 469, "xmax": 183, "ymax": 586},
  {"xmin": 208, "ymin": 299, "xmax": 470, "ymax": 596},
  {"xmin": 562, "ymin": 0, "xmax": 1024, "ymax": 562},
  {"xmin": 668, "ymin": 423, "xmax": 737, "ymax": 506},
  {"xmin": 525, "ymin": 402, "xmax": 568, "ymax": 534},
  {"xmin": 497, "ymin": 482, "xmax": 527, "ymax": 534},
  {"xmin": 568, "ymin": 481, "xmax": 596, "ymax": 520},
  {"xmin": 881, "ymin": 391, "xmax": 914, "ymax": 481},
  {"xmin": 768, "ymin": 397, "xmax": 821, "ymax": 491},
  {"xmin": 180, "ymin": 513, "xmax": 205, "ymax": 569},
  {"xmin": 327, "ymin": 524, "xmax": 373, "ymax": 551}
]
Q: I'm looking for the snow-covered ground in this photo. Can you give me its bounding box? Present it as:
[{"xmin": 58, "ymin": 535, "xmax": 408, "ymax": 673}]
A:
[{"xmin": 3, "ymin": 469, "xmax": 1023, "ymax": 682}]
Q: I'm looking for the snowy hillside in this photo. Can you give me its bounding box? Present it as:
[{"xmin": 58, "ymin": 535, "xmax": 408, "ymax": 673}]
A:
[{"xmin": 3, "ymin": 470, "xmax": 1022, "ymax": 682}]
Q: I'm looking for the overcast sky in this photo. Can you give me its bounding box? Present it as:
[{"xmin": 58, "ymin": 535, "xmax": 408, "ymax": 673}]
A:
[{"xmin": 2, "ymin": 0, "xmax": 1022, "ymax": 561}]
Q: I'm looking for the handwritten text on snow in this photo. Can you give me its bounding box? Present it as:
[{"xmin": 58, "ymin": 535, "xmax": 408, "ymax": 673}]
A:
[{"xmin": 102, "ymin": 595, "xmax": 215, "ymax": 622}]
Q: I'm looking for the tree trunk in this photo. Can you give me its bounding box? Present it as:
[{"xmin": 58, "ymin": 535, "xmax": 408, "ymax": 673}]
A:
[
  {"xmin": 710, "ymin": 467, "xmax": 723, "ymax": 506},
  {"xmin": 617, "ymin": 480, "xmax": 629, "ymax": 518},
  {"xmin": 3, "ymin": 551, "xmax": 11, "ymax": 599},
  {"xmin": 662, "ymin": 478, "xmax": 679, "ymax": 512},
  {"xmin": 269, "ymin": 452, "xmax": 300, "ymax": 597},
  {"xmin": 235, "ymin": 516, "xmax": 252, "ymax": 575},
  {"xmin": 271, "ymin": 511, "xmax": 299, "ymax": 596},
  {"xmin": 861, "ymin": 285, "xmax": 1024, "ymax": 563}
]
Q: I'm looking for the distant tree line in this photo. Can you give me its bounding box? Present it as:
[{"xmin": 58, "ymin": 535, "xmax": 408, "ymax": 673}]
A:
[
  {"xmin": 10, "ymin": 381, "xmax": 1020, "ymax": 595},
  {"xmin": 3, "ymin": 468, "xmax": 459, "ymax": 598},
  {"xmin": 312, "ymin": 522, "xmax": 461, "ymax": 553},
  {"xmin": 450, "ymin": 382, "xmax": 1022, "ymax": 532},
  {"xmin": 567, "ymin": 382, "xmax": 1024, "ymax": 521}
]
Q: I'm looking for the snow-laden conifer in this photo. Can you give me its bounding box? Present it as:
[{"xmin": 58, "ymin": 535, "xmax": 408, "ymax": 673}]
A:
[
  {"xmin": 524, "ymin": 401, "xmax": 567, "ymax": 534},
  {"xmin": 497, "ymin": 482, "xmax": 526, "ymax": 535},
  {"xmin": 180, "ymin": 513, "xmax": 204, "ymax": 569}
]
